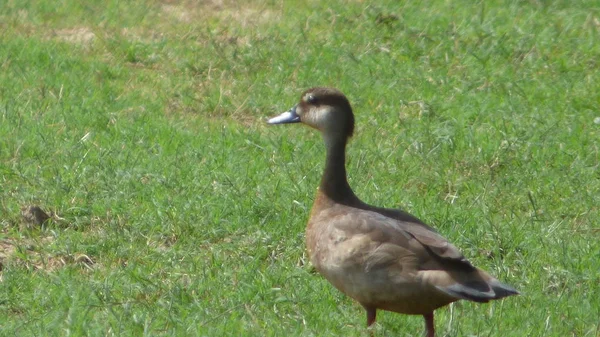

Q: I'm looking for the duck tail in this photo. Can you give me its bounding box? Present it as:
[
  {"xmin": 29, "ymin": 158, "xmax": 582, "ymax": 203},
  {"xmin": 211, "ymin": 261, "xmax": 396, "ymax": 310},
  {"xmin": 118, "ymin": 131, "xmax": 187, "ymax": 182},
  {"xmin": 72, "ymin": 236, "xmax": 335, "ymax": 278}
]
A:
[
  {"xmin": 435, "ymin": 270, "xmax": 519, "ymax": 303},
  {"xmin": 488, "ymin": 278, "xmax": 520, "ymax": 299}
]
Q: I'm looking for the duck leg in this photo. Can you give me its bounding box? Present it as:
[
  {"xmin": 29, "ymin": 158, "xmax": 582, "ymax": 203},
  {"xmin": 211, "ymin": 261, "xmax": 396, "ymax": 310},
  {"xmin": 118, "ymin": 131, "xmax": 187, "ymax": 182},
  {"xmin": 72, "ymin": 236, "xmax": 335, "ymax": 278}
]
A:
[
  {"xmin": 366, "ymin": 307, "xmax": 377, "ymax": 326},
  {"xmin": 366, "ymin": 308, "xmax": 377, "ymax": 337},
  {"xmin": 423, "ymin": 312, "xmax": 435, "ymax": 337}
]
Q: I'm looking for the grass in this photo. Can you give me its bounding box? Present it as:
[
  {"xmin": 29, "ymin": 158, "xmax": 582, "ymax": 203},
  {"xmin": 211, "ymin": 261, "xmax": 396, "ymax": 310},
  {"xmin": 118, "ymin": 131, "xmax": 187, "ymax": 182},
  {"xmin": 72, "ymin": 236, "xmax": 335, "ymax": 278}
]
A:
[{"xmin": 1, "ymin": 0, "xmax": 599, "ymax": 336}]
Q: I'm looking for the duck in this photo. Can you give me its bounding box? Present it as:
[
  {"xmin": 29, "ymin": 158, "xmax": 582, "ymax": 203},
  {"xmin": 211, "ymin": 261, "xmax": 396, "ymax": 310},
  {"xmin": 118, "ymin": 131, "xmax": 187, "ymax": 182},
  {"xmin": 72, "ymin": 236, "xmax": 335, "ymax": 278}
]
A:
[{"xmin": 267, "ymin": 87, "xmax": 519, "ymax": 337}]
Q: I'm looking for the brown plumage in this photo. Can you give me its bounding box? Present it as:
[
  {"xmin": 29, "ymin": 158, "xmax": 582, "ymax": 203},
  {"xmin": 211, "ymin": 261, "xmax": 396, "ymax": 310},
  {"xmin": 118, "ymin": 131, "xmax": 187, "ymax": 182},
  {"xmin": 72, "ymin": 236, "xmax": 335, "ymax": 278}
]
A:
[{"xmin": 268, "ymin": 87, "xmax": 518, "ymax": 337}]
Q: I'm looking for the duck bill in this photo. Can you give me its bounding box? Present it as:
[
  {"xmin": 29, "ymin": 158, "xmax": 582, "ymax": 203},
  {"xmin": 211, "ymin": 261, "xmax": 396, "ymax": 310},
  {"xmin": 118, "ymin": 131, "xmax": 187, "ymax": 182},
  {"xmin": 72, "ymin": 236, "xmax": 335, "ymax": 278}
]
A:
[{"xmin": 267, "ymin": 105, "xmax": 300, "ymax": 124}]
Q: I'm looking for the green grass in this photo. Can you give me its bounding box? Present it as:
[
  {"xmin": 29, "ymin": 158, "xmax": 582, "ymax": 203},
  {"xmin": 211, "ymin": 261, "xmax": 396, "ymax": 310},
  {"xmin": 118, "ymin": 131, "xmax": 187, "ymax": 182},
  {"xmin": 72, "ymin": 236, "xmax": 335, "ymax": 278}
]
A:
[{"xmin": 1, "ymin": 0, "xmax": 599, "ymax": 336}]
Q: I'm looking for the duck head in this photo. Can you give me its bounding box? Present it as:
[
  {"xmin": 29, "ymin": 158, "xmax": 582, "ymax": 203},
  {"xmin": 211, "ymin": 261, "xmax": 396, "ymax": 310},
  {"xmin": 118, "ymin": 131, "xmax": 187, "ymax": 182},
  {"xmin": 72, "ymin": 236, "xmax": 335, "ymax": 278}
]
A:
[{"xmin": 268, "ymin": 87, "xmax": 355, "ymax": 141}]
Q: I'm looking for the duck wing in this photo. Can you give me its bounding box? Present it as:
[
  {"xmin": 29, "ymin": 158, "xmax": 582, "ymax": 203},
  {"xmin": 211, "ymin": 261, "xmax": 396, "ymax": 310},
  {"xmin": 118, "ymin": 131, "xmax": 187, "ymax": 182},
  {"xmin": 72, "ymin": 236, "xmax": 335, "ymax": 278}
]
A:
[
  {"xmin": 340, "ymin": 209, "xmax": 473, "ymax": 270},
  {"xmin": 328, "ymin": 208, "xmax": 517, "ymax": 302}
]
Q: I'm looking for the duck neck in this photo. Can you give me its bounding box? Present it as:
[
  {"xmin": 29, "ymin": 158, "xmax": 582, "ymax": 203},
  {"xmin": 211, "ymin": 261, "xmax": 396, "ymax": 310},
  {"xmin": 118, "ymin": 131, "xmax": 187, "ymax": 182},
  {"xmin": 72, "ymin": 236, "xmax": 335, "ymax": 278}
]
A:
[{"xmin": 319, "ymin": 133, "xmax": 357, "ymax": 204}]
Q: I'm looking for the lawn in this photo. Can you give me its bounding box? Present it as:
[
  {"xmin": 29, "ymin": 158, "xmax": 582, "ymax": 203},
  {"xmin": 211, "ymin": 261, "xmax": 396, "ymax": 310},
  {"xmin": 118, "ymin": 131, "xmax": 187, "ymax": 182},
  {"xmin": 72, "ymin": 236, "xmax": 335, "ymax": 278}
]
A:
[{"xmin": 0, "ymin": 0, "xmax": 598, "ymax": 336}]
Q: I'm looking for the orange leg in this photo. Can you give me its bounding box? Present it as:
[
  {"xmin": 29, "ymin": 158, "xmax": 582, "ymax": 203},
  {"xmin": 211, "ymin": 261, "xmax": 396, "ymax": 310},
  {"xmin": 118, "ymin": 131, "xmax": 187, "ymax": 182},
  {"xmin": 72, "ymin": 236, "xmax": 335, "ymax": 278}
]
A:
[{"xmin": 423, "ymin": 312, "xmax": 435, "ymax": 337}]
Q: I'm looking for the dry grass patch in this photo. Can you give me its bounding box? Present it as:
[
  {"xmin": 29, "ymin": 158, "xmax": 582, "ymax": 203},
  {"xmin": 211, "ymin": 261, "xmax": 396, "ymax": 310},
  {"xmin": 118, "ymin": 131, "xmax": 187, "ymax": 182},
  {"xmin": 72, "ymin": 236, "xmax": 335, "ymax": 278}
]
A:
[
  {"xmin": 52, "ymin": 27, "xmax": 96, "ymax": 45},
  {"xmin": 160, "ymin": 0, "xmax": 281, "ymax": 27},
  {"xmin": 0, "ymin": 235, "xmax": 96, "ymax": 276},
  {"xmin": 0, "ymin": 205, "xmax": 97, "ymax": 277}
]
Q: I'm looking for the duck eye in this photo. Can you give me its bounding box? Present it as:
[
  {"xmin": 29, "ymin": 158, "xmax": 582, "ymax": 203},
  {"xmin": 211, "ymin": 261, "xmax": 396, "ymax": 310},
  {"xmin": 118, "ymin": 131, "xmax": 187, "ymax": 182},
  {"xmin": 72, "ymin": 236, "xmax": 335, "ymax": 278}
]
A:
[{"xmin": 306, "ymin": 94, "xmax": 317, "ymax": 104}]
